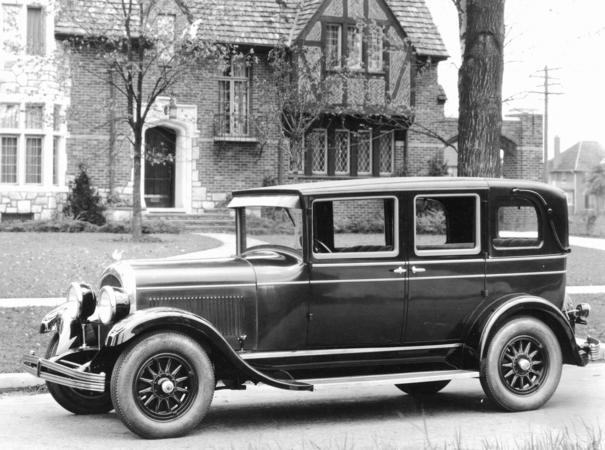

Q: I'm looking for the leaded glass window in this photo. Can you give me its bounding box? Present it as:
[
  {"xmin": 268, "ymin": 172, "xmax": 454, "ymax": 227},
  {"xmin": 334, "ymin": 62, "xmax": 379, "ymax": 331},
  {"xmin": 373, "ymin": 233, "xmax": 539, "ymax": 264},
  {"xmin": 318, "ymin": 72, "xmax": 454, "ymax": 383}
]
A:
[
  {"xmin": 25, "ymin": 104, "xmax": 44, "ymax": 129},
  {"xmin": 346, "ymin": 27, "xmax": 362, "ymax": 69},
  {"xmin": 357, "ymin": 130, "xmax": 372, "ymax": 175},
  {"xmin": 334, "ymin": 130, "xmax": 350, "ymax": 174},
  {"xmin": 0, "ymin": 104, "xmax": 19, "ymax": 128},
  {"xmin": 53, "ymin": 136, "xmax": 60, "ymax": 185},
  {"xmin": 368, "ymin": 28, "xmax": 383, "ymax": 72},
  {"xmin": 1, "ymin": 136, "xmax": 18, "ymax": 183},
  {"xmin": 378, "ymin": 131, "xmax": 394, "ymax": 175},
  {"xmin": 326, "ymin": 24, "xmax": 342, "ymax": 69},
  {"xmin": 217, "ymin": 59, "xmax": 249, "ymax": 135},
  {"xmin": 306, "ymin": 129, "xmax": 327, "ymax": 174},
  {"xmin": 25, "ymin": 136, "xmax": 42, "ymax": 184}
]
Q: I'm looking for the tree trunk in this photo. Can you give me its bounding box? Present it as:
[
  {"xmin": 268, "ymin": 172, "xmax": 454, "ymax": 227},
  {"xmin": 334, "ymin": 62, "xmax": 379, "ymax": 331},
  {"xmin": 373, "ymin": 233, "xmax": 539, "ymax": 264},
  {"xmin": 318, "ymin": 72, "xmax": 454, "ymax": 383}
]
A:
[
  {"xmin": 131, "ymin": 126, "xmax": 143, "ymax": 240},
  {"xmin": 457, "ymin": 0, "xmax": 505, "ymax": 177}
]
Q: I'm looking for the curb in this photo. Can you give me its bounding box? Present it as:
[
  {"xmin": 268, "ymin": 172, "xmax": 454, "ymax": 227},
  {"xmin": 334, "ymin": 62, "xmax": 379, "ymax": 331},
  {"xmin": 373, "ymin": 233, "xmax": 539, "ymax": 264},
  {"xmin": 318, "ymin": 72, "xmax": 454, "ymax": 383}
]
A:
[{"xmin": 0, "ymin": 373, "xmax": 44, "ymax": 393}]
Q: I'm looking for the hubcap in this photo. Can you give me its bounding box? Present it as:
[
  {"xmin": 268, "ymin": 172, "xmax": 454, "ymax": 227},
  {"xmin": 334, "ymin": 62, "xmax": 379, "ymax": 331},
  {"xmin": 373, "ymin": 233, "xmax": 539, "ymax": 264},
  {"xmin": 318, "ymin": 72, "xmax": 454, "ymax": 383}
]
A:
[
  {"xmin": 134, "ymin": 353, "xmax": 197, "ymax": 420},
  {"xmin": 499, "ymin": 336, "xmax": 548, "ymax": 395}
]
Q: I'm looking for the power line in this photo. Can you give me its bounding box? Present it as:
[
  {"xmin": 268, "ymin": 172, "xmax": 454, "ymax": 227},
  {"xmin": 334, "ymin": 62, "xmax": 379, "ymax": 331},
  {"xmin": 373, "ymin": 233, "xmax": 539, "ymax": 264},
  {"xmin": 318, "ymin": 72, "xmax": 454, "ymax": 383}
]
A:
[{"xmin": 528, "ymin": 66, "xmax": 564, "ymax": 182}]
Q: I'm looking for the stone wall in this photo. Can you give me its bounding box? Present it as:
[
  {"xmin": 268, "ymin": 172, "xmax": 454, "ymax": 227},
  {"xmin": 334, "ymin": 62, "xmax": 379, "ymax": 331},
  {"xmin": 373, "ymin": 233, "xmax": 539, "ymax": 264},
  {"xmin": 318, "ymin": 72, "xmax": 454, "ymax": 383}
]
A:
[{"xmin": 0, "ymin": 191, "xmax": 66, "ymax": 221}]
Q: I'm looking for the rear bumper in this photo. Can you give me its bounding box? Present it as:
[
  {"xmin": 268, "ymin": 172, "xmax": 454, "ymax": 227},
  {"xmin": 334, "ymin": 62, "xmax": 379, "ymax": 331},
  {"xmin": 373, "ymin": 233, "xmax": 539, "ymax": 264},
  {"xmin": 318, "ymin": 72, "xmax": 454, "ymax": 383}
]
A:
[
  {"xmin": 576, "ymin": 336, "xmax": 601, "ymax": 365},
  {"xmin": 22, "ymin": 353, "xmax": 106, "ymax": 392}
]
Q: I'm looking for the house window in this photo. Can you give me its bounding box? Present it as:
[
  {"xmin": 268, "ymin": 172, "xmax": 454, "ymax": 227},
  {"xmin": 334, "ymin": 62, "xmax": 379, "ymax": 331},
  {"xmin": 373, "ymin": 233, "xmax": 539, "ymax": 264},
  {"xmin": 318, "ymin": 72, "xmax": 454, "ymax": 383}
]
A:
[
  {"xmin": 306, "ymin": 128, "xmax": 327, "ymax": 174},
  {"xmin": 1, "ymin": 104, "xmax": 19, "ymax": 128},
  {"xmin": 25, "ymin": 104, "xmax": 44, "ymax": 129},
  {"xmin": 346, "ymin": 26, "xmax": 362, "ymax": 69},
  {"xmin": 1, "ymin": 136, "xmax": 18, "ymax": 183},
  {"xmin": 26, "ymin": 7, "xmax": 45, "ymax": 56},
  {"xmin": 217, "ymin": 59, "xmax": 249, "ymax": 136},
  {"xmin": 53, "ymin": 136, "xmax": 60, "ymax": 185},
  {"xmin": 325, "ymin": 24, "xmax": 342, "ymax": 69},
  {"xmin": 368, "ymin": 27, "xmax": 383, "ymax": 72},
  {"xmin": 334, "ymin": 130, "xmax": 350, "ymax": 174},
  {"xmin": 357, "ymin": 130, "xmax": 372, "ymax": 175},
  {"xmin": 25, "ymin": 136, "xmax": 42, "ymax": 183},
  {"xmin": 156, "ymin": 14, "xmax": 176, "ymax": 60},
  {"xmin": 378, "ymin": 131, "xmax": 394, "ymax": 175}
]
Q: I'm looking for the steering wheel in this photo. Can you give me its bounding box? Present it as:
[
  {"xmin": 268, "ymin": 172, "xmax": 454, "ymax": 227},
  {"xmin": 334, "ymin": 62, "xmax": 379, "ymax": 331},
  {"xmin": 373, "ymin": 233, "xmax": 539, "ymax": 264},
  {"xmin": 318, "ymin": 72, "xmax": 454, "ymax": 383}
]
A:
[{"xmin": 313, "ymin": 239, "xmax": 332, "ymax": 253}]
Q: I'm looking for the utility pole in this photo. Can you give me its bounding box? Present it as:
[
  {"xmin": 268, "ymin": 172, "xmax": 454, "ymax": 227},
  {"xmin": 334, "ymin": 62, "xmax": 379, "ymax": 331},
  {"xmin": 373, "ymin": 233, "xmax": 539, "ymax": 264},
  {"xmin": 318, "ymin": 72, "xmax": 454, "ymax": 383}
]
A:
[{"xmin": 530, "ymin": 66, "xmax": 563, "ymax": 183}]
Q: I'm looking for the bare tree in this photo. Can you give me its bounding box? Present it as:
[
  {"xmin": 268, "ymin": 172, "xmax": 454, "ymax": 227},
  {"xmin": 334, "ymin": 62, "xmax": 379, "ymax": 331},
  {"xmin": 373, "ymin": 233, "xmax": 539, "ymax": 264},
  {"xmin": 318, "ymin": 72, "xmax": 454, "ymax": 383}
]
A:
[
  {"xmin": 61, "ymin": 0, "xmax": 225, "ymax": 238},
  {"xmin": 454, "ymin": 0, "xmax": 505, "ymax": 177}
]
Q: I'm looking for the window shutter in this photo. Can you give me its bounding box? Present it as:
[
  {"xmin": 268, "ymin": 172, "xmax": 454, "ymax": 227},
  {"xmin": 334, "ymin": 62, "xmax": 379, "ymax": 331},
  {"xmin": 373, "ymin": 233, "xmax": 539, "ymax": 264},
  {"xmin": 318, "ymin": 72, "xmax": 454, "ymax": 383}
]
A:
[{"xmin": 27, "ymin": 7, "xmax": 45, "ymax": 56}]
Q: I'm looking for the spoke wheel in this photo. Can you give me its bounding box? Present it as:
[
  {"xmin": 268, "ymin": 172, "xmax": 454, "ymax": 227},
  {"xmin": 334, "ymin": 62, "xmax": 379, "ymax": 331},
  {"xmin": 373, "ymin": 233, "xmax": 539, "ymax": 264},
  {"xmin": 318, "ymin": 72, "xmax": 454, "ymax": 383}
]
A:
[
  {"xmin": 480, "ymin": 317, "xmax": 561, "ymax": 411},
  {"xmin": 111, "ymin": 332, "xmax": 214, "ymax": 439},
  {"xmin": 134, "ymin": 353, "xmax": 197, "ymax": 421},
  {"xmin": 498, "ymin": 336, "xmax": 547, "ymax": 395}
]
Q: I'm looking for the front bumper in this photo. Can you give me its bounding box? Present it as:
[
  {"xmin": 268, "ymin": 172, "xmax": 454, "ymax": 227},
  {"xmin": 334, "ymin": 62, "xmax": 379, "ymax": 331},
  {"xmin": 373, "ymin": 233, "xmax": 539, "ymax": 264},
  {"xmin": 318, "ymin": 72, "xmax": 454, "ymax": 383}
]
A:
[
  {"xmin": 22, "ymin": 353, "xmax": 106, "ymax": 392},
  {"xmin": 576, "ymin": 336, "xmax": 601, "ymax": 364}
]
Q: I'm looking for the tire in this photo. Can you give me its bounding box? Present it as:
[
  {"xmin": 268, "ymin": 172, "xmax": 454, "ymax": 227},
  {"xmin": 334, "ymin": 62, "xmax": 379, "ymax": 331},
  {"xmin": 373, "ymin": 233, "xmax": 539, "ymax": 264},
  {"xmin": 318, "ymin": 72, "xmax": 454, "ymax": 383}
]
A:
[
  {"xmin": 110, "ymin": 332, "xmax": 215, "ymax": 439},
  {"xmin": 480, "ymin": 316, "xmax": 562, "ymax": 411},
  {"xmin": 396, "ymin": 380, "xmax": 450, "ymax": 396},
  {"xmin": 45, "ymin": 334, "xmax": 113, "ymax": 415}
]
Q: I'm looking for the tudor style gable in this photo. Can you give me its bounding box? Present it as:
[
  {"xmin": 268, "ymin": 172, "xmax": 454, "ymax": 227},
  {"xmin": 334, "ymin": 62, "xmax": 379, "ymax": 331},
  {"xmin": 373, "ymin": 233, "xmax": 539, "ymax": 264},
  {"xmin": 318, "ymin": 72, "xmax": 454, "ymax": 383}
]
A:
[{"xmin": 296, "ymin": 0, "xmax": 413, "ymax": 111}]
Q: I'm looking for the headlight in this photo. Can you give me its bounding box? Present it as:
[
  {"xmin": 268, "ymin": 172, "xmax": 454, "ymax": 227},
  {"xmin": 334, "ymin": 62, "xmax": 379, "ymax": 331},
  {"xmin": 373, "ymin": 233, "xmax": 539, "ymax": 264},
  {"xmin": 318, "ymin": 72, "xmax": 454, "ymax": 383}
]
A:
[
  {"xmin": 66, "ymin": 282, "xmax": 96, "ymax": 320},
  {"xmin": 97, "ymin": 286, "xmax": 130, "ymax": 325}
]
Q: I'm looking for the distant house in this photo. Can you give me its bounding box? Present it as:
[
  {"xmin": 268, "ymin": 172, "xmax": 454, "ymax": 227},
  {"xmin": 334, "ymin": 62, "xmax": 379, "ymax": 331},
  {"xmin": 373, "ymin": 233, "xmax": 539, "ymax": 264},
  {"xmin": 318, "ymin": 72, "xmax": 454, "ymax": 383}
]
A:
[{"xmin": 549, "ymin": 140, "xmax": 605, "ymax": 213}]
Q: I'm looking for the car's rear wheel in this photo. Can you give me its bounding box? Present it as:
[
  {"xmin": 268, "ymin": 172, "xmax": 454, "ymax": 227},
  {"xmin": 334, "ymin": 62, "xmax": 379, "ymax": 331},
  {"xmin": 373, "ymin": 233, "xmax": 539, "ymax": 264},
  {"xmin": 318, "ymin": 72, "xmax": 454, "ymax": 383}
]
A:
[
  {"xmin": 110, "ymin": 332, "xmax": 215, "ymax": 439},
  {"xmin": 396, "ymin": 380, "xmax": 450, "ymax": 396},
  {"xmin": 45, "ymin": 334, "xmax": 113, "ymax": 414},
  {"xmin": 480, "ymin": 316, "xmax": 562, "ymax": 411}
]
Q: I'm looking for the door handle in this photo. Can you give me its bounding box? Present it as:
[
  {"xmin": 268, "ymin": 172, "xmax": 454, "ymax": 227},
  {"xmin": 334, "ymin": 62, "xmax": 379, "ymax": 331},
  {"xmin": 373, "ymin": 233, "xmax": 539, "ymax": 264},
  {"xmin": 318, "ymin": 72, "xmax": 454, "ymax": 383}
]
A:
[
  {"xmin": 411, "ymin": 266, "xmax": 426, "ymax": 274},
  {"xmin": 391, "ymin": 266, "xmax": 406, "ymax": 275}
]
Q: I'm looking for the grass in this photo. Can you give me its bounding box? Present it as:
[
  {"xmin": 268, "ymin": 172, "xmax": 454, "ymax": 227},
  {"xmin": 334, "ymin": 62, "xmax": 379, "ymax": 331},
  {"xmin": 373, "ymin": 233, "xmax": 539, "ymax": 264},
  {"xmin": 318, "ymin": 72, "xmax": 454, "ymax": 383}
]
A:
[
  {"xmin": 0, "ymin": 232, "xmax": 221, "ymax": 298},
  {"xmin": 0, "ymin": 306, "xmax": 53, "ymax": 373},
  {"xmin": 568, "ymin": 246, "xmax": 605, "ymax": 286}
]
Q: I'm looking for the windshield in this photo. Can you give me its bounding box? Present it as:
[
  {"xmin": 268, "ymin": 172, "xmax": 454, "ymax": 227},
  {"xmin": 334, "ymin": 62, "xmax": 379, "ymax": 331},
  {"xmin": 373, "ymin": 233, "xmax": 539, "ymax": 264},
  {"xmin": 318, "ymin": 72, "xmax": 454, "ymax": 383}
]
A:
[{"xmin": 242, "ymin": 206, "xmax": 303, "ymax": 254}]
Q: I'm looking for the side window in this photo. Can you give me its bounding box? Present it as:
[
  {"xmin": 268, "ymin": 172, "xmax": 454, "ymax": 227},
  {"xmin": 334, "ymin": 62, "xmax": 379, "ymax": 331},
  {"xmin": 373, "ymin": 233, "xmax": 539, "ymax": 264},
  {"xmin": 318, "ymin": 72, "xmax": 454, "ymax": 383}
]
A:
[
  {"xmin": 312, "ymin": 197, "xmax": 398, "ymax": 258},
  {"xmin": 493, "ymin": 200, "xmax": 541, "ymax": 249},
  {"xmin": 414, "ymin": 194, "xmax": 480, "ymax": 256}
]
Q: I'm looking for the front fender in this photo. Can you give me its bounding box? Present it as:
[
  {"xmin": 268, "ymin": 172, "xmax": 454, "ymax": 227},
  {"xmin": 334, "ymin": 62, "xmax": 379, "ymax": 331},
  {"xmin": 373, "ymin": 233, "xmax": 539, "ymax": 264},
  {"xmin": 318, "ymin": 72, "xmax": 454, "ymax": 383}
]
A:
[
  {"xmin": 105, "ymin": 308, "xmax": 313, "ymax": 391},
  {"xmin": 464, "ymin": 295, "xmax": 584, "ymax": 367}
]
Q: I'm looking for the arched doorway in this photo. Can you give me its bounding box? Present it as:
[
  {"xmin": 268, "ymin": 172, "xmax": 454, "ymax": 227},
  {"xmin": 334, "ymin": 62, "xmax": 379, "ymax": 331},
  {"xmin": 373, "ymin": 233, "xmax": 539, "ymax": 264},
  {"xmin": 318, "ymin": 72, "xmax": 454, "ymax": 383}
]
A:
[{"xmin": 144, "ymin": 126, "xmax": 176, "ymax": 208}]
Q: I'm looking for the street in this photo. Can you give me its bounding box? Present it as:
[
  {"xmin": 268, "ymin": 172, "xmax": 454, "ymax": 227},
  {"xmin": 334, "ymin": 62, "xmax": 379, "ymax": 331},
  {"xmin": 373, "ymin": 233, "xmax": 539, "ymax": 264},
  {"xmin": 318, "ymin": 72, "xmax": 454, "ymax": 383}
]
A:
[{"xmin": 1, "ymin": 364, "xmax": 603, "ymax": 450}]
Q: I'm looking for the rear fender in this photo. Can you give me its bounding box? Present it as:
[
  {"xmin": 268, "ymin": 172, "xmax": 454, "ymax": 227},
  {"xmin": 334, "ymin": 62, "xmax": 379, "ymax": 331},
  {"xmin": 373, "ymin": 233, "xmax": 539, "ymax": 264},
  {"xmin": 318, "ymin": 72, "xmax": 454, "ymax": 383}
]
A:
[
  {"xmin": 464, "ymin": 295, "xmax": 584, "ymax": 368},
  {"xmin": 105, "ymin": 307, "xmax": 312, "ymax": 391}
]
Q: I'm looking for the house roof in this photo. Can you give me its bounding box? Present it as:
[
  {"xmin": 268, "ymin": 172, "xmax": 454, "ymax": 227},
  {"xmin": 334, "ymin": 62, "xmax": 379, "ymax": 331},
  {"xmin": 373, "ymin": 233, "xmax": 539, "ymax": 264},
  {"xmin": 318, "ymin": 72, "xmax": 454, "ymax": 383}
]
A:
[
  {"xmin": 550, "ymin": 141, "xmax": 605, "ymax": 173},
  {"xmin": 56, "ymin": 0, "xmax": 448, "ymax": 58}
]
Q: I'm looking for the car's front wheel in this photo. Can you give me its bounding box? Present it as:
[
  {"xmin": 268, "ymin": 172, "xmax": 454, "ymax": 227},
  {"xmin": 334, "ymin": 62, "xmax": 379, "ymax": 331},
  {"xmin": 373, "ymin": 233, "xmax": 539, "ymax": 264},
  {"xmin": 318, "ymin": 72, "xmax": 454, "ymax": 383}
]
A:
[
  {"xmin": 45, "ymin": 334, "xmax": 113, "ymax": 415},
  {"xmin": 110, "ymin": 332, "xmax": 215, "ymax": 439},
  {"xmin": 480, "ymin": 316, "xmax": 562, "ymax": 411},
  {"xmin": 396, "ymin": 380, "xmax": 450, "ymax": 396}
]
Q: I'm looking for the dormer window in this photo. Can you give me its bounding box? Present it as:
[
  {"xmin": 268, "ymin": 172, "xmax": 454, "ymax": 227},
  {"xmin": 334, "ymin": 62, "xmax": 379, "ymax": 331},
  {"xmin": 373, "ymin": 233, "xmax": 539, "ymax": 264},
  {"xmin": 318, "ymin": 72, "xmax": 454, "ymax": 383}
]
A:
[{"xmin": 346, "ymin": 26, "xmax": 362, "ymax": 69}]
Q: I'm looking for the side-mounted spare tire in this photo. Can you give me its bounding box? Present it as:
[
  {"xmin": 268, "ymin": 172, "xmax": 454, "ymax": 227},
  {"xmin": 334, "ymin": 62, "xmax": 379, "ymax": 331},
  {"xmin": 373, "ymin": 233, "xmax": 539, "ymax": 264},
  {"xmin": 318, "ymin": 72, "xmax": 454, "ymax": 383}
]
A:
[
  {"xmin": 480, "ymin": 316, "xmax": 562, "ymax": 411},
  {"xmin": 110, "ymin": 331, "xmax": 215, "ymax": 439}
]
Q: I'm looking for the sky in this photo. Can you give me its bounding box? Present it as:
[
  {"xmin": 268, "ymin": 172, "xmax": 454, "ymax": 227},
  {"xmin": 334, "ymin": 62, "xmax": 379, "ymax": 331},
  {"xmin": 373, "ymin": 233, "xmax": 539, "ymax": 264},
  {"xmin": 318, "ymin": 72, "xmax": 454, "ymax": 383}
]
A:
[{"xmin": 424, "ymin": 0, "xmax": 605, "ymax": 159}]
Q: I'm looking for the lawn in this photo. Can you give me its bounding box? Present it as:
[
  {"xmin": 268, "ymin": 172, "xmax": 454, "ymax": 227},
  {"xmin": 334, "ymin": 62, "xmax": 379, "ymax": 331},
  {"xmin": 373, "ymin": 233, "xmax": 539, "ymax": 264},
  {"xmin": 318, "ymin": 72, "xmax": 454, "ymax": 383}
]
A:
[{"xmin": 0, "ymin": 232, "xmax": 221, "ymax": 298}]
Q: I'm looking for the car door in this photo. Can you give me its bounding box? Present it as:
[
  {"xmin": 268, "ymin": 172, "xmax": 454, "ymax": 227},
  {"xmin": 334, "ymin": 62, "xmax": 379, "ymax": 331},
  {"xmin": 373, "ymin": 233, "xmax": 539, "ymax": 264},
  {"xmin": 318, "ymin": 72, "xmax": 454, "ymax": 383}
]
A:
[
  {"xmin": 404, "ymin": 190, "xmax": 487, "ymax": 344},
  {"xmin": 306, "ymin": 195, "xmax": 407, "ymax": 348}
]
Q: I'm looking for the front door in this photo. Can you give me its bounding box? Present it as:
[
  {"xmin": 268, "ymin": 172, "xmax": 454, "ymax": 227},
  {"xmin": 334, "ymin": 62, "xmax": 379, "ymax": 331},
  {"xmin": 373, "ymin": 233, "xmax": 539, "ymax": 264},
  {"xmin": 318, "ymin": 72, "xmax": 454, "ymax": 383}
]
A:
[
  {"xmin": 307, "ymin": 195, "xmax": 405, "ymax": 347},
  {"xmin": 144, "ymin": 126, "xmax": 176, "ymax": 208}
]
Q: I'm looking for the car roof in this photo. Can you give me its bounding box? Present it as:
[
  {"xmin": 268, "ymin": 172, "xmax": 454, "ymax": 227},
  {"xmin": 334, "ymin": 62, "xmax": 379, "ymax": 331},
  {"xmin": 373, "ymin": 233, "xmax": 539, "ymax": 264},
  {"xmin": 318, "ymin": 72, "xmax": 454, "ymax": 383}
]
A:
[{"xmin": 232, "ymin": 177, "xmax": 563, "ymax": 198}]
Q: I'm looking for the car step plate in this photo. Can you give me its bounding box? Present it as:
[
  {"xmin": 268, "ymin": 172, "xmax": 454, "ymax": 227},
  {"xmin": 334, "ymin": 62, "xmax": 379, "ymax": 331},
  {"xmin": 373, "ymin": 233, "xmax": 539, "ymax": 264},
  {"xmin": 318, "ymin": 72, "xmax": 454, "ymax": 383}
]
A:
[{"xmin": 301, "ymin": 369, "xmax": 479, "ymax": 388}]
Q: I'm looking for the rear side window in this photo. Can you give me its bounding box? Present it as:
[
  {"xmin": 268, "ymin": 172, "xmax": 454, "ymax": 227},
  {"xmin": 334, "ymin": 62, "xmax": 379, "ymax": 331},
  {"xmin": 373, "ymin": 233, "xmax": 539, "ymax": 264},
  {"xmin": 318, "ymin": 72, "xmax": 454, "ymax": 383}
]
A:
[
  {"xmin": 493, "ymin": 201, "xmax": 541, "ymax": 249},
  {"xmin": 312, "ymin": 196, "xmax": 398, "ymax": 258},
  {"xmin": 414, "ymin": 194, "xmax": 480, "ymax": 256}
]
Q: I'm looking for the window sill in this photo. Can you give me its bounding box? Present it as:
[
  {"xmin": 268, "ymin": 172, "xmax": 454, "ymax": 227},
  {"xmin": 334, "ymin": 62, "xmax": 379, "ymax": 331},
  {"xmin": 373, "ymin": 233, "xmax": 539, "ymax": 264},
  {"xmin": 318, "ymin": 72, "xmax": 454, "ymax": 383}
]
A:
[{"xmin": 214, "ymin": 136, "xmax": 258, "ymax": 143}]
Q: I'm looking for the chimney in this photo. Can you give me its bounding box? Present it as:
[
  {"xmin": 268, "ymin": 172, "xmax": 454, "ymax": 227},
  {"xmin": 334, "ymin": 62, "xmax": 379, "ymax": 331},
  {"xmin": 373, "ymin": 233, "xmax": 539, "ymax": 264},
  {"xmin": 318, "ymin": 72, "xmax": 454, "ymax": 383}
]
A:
[{"xmin": 554, "ymin": 135, "xmax": 561, "ymax": 160}]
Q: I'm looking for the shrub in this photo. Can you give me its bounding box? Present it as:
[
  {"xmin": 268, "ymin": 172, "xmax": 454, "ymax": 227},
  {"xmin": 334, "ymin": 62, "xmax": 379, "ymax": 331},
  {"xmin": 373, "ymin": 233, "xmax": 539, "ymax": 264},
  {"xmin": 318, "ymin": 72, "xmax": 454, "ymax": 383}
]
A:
[
  {"xmin": 0, "ymin": 218, "xmax": 181, "ymax": 234},
  {"xmin": 63, "ymin": 164, "xmax": 106, "ymax": 225}
]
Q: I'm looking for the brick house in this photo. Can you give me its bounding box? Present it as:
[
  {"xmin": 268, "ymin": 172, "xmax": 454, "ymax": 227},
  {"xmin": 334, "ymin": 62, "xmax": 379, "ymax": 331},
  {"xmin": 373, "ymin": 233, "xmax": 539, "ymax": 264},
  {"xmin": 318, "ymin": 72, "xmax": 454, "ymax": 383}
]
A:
[
  {"xmin": 0, "ymin": 0, "xmax": 544, "ymax": 220},
  {"xmin": 549, "ymin": 140, "xmax": 605, "ymax": 213}
]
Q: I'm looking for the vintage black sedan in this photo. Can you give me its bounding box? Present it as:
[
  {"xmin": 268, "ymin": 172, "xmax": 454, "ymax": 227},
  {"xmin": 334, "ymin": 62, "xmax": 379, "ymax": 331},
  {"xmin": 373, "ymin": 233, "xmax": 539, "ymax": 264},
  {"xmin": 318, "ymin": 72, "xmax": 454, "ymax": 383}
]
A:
[{"xmin": 23, "ymin": 177, "xmax": 599, "ymax": 439}]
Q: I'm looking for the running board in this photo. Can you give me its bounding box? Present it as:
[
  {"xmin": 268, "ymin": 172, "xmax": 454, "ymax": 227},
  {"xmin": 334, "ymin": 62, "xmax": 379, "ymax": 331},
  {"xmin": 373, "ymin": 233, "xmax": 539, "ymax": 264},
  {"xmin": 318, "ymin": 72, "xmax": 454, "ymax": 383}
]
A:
[{"xmin": 300, "ymin": 369, "xmax": 479, "ymax": 389}]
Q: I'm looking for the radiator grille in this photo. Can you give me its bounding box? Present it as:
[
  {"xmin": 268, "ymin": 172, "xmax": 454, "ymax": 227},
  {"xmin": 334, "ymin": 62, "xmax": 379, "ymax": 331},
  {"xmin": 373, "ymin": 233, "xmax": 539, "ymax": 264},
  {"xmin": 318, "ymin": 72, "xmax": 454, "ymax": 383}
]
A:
[{"xmin": 148, "ymin": 295, "xmax": 245, "ymax": 337}]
